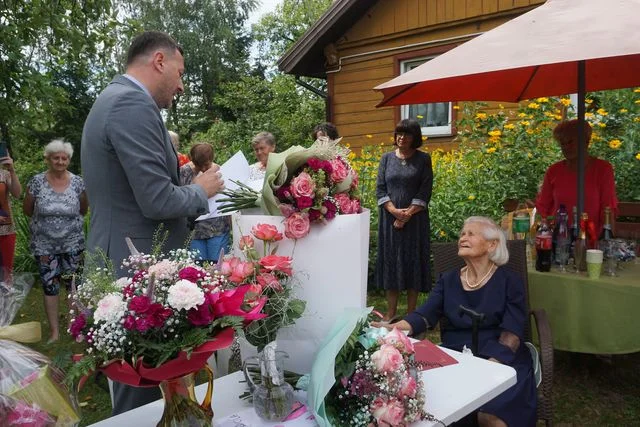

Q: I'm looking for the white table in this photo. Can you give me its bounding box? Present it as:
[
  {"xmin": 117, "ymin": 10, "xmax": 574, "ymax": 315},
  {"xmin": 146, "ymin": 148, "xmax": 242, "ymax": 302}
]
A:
[{"xmin": 89, "ymin": 347, "xmax": 516, "ymax": 427}]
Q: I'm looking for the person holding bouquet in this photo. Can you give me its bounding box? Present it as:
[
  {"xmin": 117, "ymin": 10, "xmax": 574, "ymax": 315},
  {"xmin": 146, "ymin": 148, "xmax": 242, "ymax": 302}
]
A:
[
  {"xmin": 375, "ymin": 118, "xmax": 433, "ymax": 321},
  {"xmin": 23, "ymin": 140, "xmax": 88, "ymax": 344},
  {"xmin": 375, "ymin": 217, "xmax": 537, "ymax": 427}
]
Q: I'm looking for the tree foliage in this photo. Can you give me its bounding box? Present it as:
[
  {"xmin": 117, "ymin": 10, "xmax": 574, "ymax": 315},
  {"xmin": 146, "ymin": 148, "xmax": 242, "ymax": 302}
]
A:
[
  {"xmin": 122, "ymin": 0, "xmax": 258, "ymax": 137},
  {"xmin": 252, "ymin": 0, "xmax": 332, "ymax": 70}
]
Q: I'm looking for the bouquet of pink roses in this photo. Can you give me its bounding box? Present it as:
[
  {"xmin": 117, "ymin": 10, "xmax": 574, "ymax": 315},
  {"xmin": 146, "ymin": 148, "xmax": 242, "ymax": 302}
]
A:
[
  {"xmin": 308, "ymin": 309, "xmax": 434, "ymax": 427},
  {"xmin": 218, "ymin": 223, "xmax": 306, "ymax": 352},
  {"xmin": 219, "ymin": 138, "xmax": 362, "ymax": 240}
]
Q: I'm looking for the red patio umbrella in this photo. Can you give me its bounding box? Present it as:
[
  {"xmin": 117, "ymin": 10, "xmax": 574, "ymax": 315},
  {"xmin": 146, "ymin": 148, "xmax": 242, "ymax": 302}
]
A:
[{"xmin": 374, "ymin": 0, "xmax": 640, "ymax": 216}]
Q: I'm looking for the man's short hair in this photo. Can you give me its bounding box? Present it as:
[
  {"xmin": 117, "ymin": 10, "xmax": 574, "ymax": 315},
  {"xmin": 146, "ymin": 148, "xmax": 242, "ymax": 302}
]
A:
[{"xmin": 126, "ymin": 31, "xmax": 183, "ymax": 66}]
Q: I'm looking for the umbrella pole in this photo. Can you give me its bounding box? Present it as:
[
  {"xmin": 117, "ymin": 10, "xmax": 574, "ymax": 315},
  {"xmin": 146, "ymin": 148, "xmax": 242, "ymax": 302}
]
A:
[{"xmin": 576, "ymin": 60, "xmax": 586, "ymax": 217}]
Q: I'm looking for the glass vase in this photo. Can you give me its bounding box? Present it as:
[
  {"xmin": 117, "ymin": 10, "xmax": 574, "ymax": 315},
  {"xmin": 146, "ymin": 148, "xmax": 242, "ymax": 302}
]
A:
[
  {"xmin": 157, "ymin": 365, "xmax": 214, "ymax": 427},
  {"xmin": 243, "ymin": 350, "xmax": 295, "ymax": 422}
]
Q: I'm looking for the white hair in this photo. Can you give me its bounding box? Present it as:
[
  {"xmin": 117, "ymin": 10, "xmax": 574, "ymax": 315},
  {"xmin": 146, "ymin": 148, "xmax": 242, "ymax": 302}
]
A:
[
  {"xmin": 463, "ymin": 216, "xmax": 509, "ymax": 266},
  {"xmin": 44, "ymin": 139, "xmax": 73, "ymax": 159},
  {"xmin": 168, "ymin": 130, "xmax": 180, "ymax": 150}
]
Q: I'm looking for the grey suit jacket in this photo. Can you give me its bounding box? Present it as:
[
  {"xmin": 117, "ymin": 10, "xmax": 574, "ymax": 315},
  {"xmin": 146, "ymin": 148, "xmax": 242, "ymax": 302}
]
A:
[{"xmin": 81, "ymin": 75, "xmax": 208, "ymax": 274}]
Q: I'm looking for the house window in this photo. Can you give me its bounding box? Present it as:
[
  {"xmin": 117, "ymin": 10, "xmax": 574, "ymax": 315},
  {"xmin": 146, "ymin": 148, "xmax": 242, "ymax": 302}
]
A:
[{"xmin": 400, "ymin": 57, "xmax": 452, "ymax": 137}]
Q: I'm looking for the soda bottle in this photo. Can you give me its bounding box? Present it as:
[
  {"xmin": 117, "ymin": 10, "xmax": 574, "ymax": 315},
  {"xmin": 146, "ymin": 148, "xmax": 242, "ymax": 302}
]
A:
[
  {"xmin": 535, "ymin": 218, "xmax": 553, "ymax": 272},
  {"xmin": 569, "ymin": 206, "xmax": 579, "ymax": 262}
]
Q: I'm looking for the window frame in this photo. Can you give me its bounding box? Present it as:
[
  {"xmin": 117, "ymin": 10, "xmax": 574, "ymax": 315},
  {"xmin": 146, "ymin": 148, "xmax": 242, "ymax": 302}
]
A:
[{"xmin": 393, "ymin": 43, "xmax": 460, "ymax": 140}]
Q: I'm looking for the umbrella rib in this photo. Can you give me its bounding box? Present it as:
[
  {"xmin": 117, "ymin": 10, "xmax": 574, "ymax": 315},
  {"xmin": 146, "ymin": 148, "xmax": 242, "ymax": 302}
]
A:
[
  {"xmin": 375, "ymin": 83, "xmax": 418, "ymax": 107},
  {"xmin": 517, "ymin": 66, "xmax": 540, "ymax": 101}
]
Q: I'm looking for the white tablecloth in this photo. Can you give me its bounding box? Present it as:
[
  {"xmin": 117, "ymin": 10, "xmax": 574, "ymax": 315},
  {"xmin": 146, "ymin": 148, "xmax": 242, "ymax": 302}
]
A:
[{"xmin": 89, "ymin": 347, "xmax": 516, "ymax": 427}]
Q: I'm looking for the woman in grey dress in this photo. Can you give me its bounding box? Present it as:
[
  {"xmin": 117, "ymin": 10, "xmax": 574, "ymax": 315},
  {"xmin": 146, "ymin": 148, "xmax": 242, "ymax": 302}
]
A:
[
  {"xmin": 375, "ymin": 119, "xmax": 433, "ymax": 321},
  {"xmin": 23, "ymin": 139, "xmax": 88, "ymax": 343}
]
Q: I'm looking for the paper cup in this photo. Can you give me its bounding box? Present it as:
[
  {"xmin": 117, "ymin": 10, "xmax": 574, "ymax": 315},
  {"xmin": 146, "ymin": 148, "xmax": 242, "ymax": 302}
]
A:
[{"xmin": 586, "ymin": 249, "xmax": 603, "ymax": 279}]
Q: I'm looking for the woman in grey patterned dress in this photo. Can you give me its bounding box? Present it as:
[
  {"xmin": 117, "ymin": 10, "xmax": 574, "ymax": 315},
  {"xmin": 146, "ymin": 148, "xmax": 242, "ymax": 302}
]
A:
[
  {"xmin": 375, "ymin": 119, "xmax": 433, "ymax": 321},
  {"xmin": 23, "ymin": 140, "xmax": 88, "ymax": 343}
]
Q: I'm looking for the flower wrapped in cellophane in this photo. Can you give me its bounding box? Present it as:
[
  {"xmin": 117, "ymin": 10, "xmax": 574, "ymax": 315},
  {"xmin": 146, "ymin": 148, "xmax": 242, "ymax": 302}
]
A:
[
  {"xmin": 66, "ymin": 245, "xmax": 271, "ymax": 387},
  {"xmin": 0, "ymin": 340, "xmax": 80, "ymax": 426},
  {"xmin": 219, "ymin": 138, "xmax": 362, "ymax": 240},
  {"xmin": 307, "ymin": 308, "xmax": 433, "ymax": 427}
]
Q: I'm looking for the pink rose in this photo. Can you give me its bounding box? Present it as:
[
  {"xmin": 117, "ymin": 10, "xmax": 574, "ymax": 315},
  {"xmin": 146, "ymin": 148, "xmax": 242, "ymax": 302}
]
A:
[
  {"xmin": 284, "ymin": 212, "xmax": 311, "ymax": 240},
  {"xmin": 239, "ymin": 235, "xmax": 255, "ymax": 250},
  {"xmin": 329, "ymin": 158, "xmax": 349, "ymax": 183},
  {"xmin": 290, "ymin": 172, "xmax": 316, "ymax": 198},
  {"xmin": 219, "ymin": 257, "xmax": 241, "ymax": 276},
  {"xmin": 371, "ymin": 344, "xmax": 404, "ymax": 373},
  {"xmin": 251, "ymin": 223, "xmax": 283, "ymax": 242},
  {"xmin": 399, "ymin": 372, "xmax": 417, "ymax": 398},
  {"xmin": 351, "ymin": 198, "xmax": 362, "ymax": 214},
  {"xmin": 334, "ymin": 193, "xmax": 352, "ymax": 214},
  {"xmin": 278, "ymin": 203, "xmax": 297, "ymax": 217},
  {"xmin": 259, "ymin": 255, "xmax": 293, "ymax": 275},
  {"xmin": 383, "ymin": 327, "xmax": 414, "ymax": 354},
  {"xmin": 256, "ymin": 272, "xmax": 283, "ymax": 292},
  {"xmin": 350, "ymin": 171, "xmax": 359, "ymax": 189},
  {"xmin": 229, "ymin": 261, "xmax": 255, "ymax": 284},
  {"xmin": 371, "ymin": 397, "xmax": 405, "ymax": 426}
]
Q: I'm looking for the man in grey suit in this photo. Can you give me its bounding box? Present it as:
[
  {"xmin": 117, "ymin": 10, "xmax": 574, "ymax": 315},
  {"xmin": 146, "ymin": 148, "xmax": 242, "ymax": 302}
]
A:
[{"xmin": 81, "ymin": 31, "xmax": 223, "ymax": 415}]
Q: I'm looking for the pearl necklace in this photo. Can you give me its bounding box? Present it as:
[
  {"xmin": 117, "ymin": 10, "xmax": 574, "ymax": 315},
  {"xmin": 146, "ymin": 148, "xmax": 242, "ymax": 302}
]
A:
[{"xmin": 464, "ymin": 263, "xmax": 496, "ymax": 289}]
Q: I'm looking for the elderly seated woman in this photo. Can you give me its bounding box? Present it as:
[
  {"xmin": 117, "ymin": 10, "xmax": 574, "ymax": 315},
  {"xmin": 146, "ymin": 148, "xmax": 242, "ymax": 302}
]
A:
[{"xmin": 375, "ymin": 216, "xmax": 537, "ymax": 427}]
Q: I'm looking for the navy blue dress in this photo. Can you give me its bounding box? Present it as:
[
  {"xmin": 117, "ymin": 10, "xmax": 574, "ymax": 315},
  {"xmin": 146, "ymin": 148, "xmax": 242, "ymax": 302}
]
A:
[
  {"xmin": 405, "ymin": 267, "xmax": 537, "ymax": 426},
  {"xmin": 375, "ymin": 150, "xmax": 433, "ymax": 292}
]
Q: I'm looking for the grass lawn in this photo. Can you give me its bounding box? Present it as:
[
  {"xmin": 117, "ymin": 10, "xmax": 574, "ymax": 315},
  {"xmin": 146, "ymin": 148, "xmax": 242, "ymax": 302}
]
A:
[{"xmin": 15, "ymin": 285, "xmax": 640, "ymax": 426}]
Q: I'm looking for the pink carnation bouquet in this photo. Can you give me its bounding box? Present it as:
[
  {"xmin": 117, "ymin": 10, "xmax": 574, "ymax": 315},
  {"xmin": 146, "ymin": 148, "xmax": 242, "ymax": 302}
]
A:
[
  {"xmin": 219, "ymin": 138, "xmax": 362, "ymax": 240},
  {"xmin": 66, "ymin": 245, "xmax": 271, "ymax": 387}
]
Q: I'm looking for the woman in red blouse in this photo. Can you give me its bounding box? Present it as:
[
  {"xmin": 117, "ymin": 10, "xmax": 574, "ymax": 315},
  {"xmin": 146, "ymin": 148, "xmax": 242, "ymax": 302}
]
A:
[{"xmin": 536, "ymin": 120, "xmax": 618, "ymax": 234}]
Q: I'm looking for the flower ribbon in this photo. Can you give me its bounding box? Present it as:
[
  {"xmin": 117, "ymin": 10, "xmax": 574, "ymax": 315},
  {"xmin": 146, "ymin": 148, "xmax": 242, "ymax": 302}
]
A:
[{"xmin": 0, "ymin": 322, "xmax": 41, "ymax": 343}]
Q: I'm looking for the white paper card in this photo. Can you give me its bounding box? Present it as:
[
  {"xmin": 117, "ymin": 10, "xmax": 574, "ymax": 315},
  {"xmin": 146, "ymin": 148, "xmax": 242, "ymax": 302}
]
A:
[
  {"xmin": 213, "ymin": 406, "xmax": 317, "ymax": 427},
  {"xmin": 197, "ymin": 151, "xmax": 250, "ymax": 220}
]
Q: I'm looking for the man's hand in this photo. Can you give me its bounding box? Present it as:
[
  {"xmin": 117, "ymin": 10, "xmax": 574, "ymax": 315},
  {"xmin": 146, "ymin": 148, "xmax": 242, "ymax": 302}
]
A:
[{"xmin": 193, "ymin": 163, "xmax": 224, "ymax": 198}]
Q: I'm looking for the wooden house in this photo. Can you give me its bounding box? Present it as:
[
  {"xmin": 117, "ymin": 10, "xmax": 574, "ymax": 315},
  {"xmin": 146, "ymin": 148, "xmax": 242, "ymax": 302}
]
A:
[{"xmin": 279, "ymin": 0, "xmax": 545, "ymax": 151}]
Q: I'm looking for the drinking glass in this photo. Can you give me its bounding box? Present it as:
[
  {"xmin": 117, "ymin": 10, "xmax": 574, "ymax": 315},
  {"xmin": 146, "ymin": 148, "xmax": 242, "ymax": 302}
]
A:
[{"xmin": 555, "ymin": 238, "xmax": 570, "ymax": 273}]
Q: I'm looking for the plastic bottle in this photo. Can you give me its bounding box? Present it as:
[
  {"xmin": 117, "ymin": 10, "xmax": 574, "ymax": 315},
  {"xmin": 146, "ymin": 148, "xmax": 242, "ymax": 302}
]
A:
[{"xmin": 535, "ymin": 218, "xmax": 553, "ymax": 272}]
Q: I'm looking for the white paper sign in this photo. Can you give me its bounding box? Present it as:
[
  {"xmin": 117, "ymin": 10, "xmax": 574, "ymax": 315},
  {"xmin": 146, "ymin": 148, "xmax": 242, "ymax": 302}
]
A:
[
  {"xmin": 233, "ymin": 209, "xmax": 371, "ymax": 374},
  {"xmin": 197, "ymin": 151, "xmax": 250, "ymax": 221},
  {"xmin": 213, "ymin": 406, "xmax": 317, "ymax": 427}
]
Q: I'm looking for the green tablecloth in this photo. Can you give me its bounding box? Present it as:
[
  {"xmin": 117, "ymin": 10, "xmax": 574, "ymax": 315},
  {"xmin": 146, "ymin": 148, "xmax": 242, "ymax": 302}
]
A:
[{"xmin": 528, "ymin": 262, "xmax": 640, "ymax": 354}]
